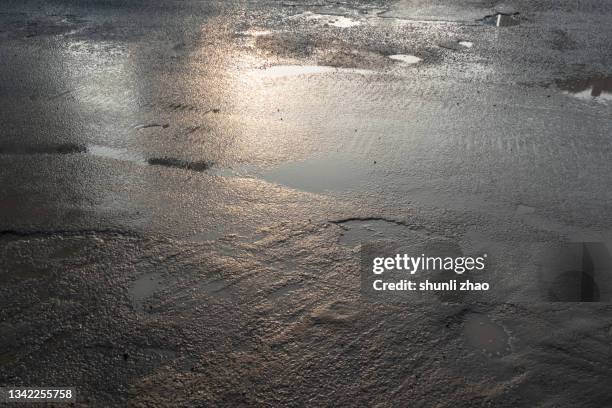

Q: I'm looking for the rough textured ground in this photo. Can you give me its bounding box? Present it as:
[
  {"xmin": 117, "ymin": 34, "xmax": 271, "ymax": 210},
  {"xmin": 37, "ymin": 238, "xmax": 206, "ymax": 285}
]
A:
[{"xmin": 1, "ymin": 0, "xmax": 611, "ymax": 406}]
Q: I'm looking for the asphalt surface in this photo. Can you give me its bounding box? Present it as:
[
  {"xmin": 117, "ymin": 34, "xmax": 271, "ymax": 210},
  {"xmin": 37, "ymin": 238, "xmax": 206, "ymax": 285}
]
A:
[{"xmin": 1, "ymin": 0, "xmax": 612, "ymax": 406}]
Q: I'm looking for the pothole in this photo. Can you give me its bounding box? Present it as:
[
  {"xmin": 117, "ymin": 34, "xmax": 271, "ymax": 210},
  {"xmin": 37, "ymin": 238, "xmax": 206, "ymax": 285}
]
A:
[
  {"xmin": 290, "ymin": 12, "xmax": 361, "ymax": 28},
  {"xmin": 439, "ymin": 40, "xmax": 473, "ymax": 51},
  {"xmin": 388, "ymin": 54, "xmax": 422, "ymax": 64},
  {"xmin": 260, "ymin": 155, "xmax": 372, "ymax": 193},
  {"xmin": 555, "ymin": 76, "xmax": 612, "ymax": 103},
  {"xmin": 480, "ymin": 13, "xmax": 520, "ymax": 27}
]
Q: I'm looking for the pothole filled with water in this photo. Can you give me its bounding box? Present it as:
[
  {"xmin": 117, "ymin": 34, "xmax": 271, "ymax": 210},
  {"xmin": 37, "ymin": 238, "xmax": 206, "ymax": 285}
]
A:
[
  {"xmin": 480, "ymin": 13, "xmax": 520, "ymax": 27},
  {"xmin": 291, "ymin": 12, "xmax": 361, "ymax": 28},
  {"xmin": 388, "ymin": 54, "xmax": 422, "ymax": 64},
  {"xmin": 261, "ymin": 155, "xmax": 372, "ymax": 193},
  {"xmin": 555, "ymin": 76, "xmax": 612, "ymax": 103}
]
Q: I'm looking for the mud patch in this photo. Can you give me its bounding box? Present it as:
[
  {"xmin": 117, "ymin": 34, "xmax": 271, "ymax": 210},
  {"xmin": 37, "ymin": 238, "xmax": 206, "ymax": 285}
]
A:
[
  {"xmin": 555, "ymin": 76, "xmax": 612, "ymax": 103},
  {"xmin": 479, "ymin": 13, "xmax": 520, "ymax": 27},
  {"xmin": 463, "ymin": 313, "xmax": 511, "ymax": 357}
]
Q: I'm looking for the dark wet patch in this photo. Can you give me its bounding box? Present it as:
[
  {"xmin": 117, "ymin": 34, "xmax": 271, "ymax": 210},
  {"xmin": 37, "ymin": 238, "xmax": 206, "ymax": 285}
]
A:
[
  {"xmin": 549, "ymin": 29, "xmax": 577, "ymax": 51},
  {"xmin": 0, "ymin": 143, "xmax": 86, "ymax": 155},
  {"xmin": 479, "ymin": 13, "xmax": 520, "ymax": 27},
  {"xmin": 310, "ymin": 301, "xmax": 359, "ymax": 324},
  {"xmin": 463, "ymin": 313, "xmax": 511, "ymax": 357},
  {"xmin": 332, "ymin": 218, "xmax": 417, "ymax": 246},
  {"xmin": 147, "ymin": 157, "xmax": 212, "ymax": 172},
  {"xmin": 199, "ymin": 278, "xmax": 232, "ymax": 295},
  {"xmin": 555, "ymin": 76, "xmax": 612, "ymax": 101},
  {"xmin": 2, "ymin": 14, "xmax": 89, "ymax": 38},
  {"xmin": 128, "ymin": 272, "xmax": 164, "ymax": 312},
  {"xmin": 135, "ymin": 123, "xmax": 169, "ymax": 130},
  {"xmin": 439, "ymin": 40, "xmax": 473, "ymax": 51}
]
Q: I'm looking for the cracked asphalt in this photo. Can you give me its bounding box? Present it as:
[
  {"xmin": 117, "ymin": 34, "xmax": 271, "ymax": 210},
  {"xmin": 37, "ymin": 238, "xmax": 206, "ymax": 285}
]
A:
[{"xmin": 1, "ymin": 0, "xmax": 611, "ymax": 406}]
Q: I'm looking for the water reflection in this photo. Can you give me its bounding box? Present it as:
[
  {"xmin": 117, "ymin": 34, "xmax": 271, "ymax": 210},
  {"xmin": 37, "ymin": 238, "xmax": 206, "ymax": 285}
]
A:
[{"xmin": 556, "ymin": 76, "xmax": 612, "ymax": 102}]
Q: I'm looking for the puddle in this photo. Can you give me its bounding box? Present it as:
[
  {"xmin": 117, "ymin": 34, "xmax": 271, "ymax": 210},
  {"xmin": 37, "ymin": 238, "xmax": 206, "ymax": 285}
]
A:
[
  {"xmin": 199, "ymin": 278, "xmax": 231, "ymax": 295},
  {"xmin": 238, "ymin": 29, "xmax": 272, "ymax": 37},
  {"xmin": 515, "ymin": 204, "xmax": 536, "ymax": 216},
  {"xmin": 388, "ymin": 54, "xmax": 422, "ymax": 64},
  {"xmin": 0, "ymin": 143, "xmax": 86, "ymax": 155},
  {"xmin": 89, "ymin": 147, "xmax": 212, "ymax": 172},
  {"xmin": 463, "ymin": 313, "xmax": 511, "ymax": 357},
  {"xmin": 87, "ymin": 144, "xmax": 146, "ymax": 164},
  {"xmin": 325, "ymin": 16, "xmax": 361, "ymax": 28},
  {"xmin": 292, "ymin": 12, "xmax": 361, "ymax": 28},
  {"xmin": 458, "ymin": 41, "xmax": 473, "ymax": 48},
  {"xmin": 261, "ymin": 155, "xmax": 371, "ymax": 193},
  {"xmin": 311, "ymin": 301, "xmax": 359, "ymax": 324},
  {"xmin": 128, "ymin": 272, "xmax": 163, "ymax": 312},
  {"xmin": 480, "ymin": 13, "xmax": 520, "ymax": 27},
  {"xmin": 253, "ymin": 65, "xmax": 374, "ymax": 78},
  {"xmin": 334, "ymin": 219, "xmax": 416, "ymax": 246},
  {"xmin": 147, "ymin": 157, "xmax": 211, "ymax": 172},
  {"xmin": 555, "ymin": 76, "xmax": 612, "ymax": 103},
  {"xmin": 135, "ymin": 123, "xmax": 169, "ymax": 130}
]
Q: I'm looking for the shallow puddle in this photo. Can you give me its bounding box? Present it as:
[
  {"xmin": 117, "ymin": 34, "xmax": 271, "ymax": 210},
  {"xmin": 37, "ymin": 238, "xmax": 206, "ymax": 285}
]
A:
[
  {"xmin": 238, "ymin": 29, "xmax": 272, "ymax": 37},
  {"xmin": 292, "ymin": 12, "xmax": 361, "ymax": 28},
  {"xmin": 336, "ymin": 219, "xmax": 416, "ymax": 246},
  {"xmin": 254, "ymin": 65, "xmax": 373, "ymax": 78},
  {"xmin": 87, "ymin": 144, "xmax": 146, "ymax": 164},
  {"xmin": 555, "ymin": 76, "xmax": 612, "ymax": 102},
  {"xmin": 388, "ymin": 54, "xmax": 422, "ymax": 64},
  {"xmin": 0, "ymin": 143, "xmax": 86, "ymax": 155},
  {"xmin": 463, "ymin": 313, "xmax": 511, "ymax": 357},
  {"xmin": 480, "ymin": 13, "xmax": 520, "ymax": 27},
  {"xmin": 128, "ymin": 272, "xmax": 164, "ymax": 312},
  {"xmin": 261, "ymin": 155, "xmax": 371, "ymax": 193}
]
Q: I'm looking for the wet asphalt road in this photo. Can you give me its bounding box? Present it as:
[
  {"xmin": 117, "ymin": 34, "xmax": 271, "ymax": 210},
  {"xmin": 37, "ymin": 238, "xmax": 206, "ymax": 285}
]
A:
[{"xmin": 1, "ymin": 0, "xmax": 612, "ymax": 406}]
